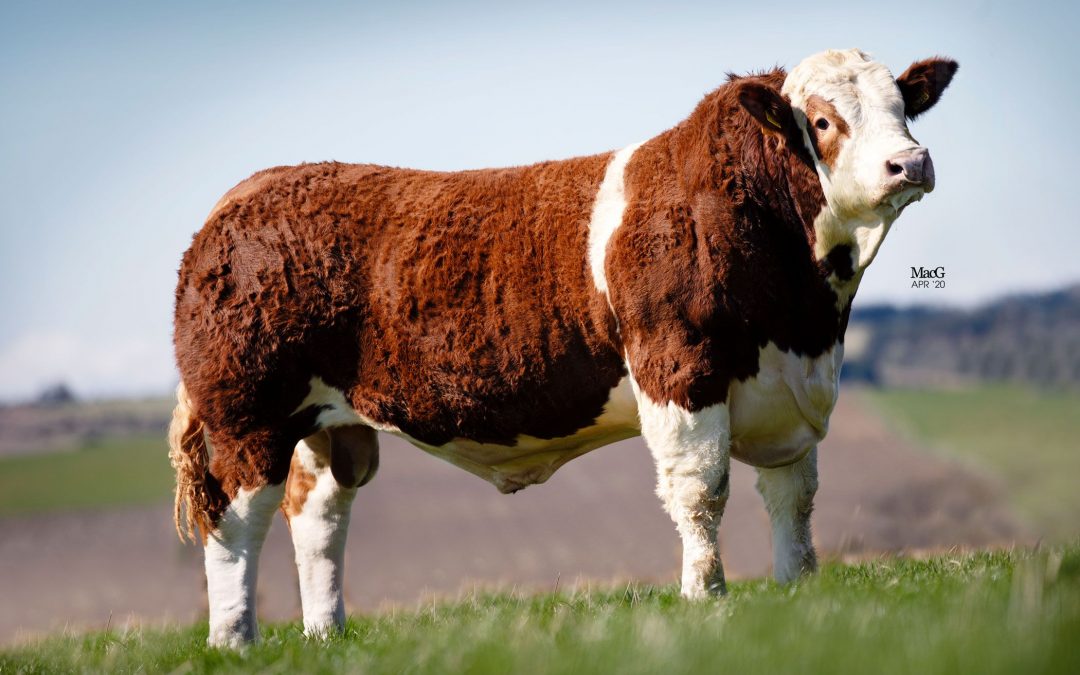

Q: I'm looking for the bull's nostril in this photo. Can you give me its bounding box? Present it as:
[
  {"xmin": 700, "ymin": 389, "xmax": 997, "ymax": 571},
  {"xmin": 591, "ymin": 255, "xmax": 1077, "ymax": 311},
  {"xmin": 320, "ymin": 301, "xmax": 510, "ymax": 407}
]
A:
[{"xmin": 886, "ymin": 161, "xmax": 904, "ymax": 176}]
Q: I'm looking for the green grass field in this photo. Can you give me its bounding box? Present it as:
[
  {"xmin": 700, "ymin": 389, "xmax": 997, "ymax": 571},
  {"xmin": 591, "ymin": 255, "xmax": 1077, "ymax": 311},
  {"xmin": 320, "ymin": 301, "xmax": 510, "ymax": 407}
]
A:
[
  {"xmin": 2, "ymin": 545, "xmax": 1078, "ymax": 674},
  {"xmin": 0, "ymin": 434, "xmax": 173, "ymax": 517},
  {"xmin": 862, "ymin": 386, "xmax": 1080, "ymax": 541}
]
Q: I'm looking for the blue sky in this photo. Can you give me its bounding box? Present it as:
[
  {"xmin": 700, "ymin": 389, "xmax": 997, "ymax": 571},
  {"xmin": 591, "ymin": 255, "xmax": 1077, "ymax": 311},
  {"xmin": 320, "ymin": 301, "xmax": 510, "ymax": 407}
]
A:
[{"xmin": 1, "ymin": 0, "xmax": 1077, "ymax": 400}]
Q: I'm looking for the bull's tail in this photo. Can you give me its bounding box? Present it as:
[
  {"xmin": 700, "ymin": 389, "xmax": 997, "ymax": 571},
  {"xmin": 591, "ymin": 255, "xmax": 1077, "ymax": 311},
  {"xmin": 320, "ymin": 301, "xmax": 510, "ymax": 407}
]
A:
[{"xmin": 168, "ymin": 382, "xmax": 213, "ymax": 544}]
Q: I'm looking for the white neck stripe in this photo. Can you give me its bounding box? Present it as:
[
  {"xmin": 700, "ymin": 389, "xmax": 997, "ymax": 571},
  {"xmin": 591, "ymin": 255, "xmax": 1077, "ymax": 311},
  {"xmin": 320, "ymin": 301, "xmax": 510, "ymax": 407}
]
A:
[{"xmin": 587, "ymin": 141, "xmax": 644, "ymax": 299}]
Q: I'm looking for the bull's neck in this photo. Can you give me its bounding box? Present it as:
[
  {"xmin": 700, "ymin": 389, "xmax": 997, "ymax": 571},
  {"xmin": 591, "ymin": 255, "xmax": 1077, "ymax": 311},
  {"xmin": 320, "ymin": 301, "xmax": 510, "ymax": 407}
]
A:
[
  {"xmin": 656, "ymin": 78, "xmax": 854, "ymax": 345},
  {"xmin": 735, "ymin": 131, "xmax": 865, "ymax": 314},
  {"xmin": 664, "ymin": 93, "xmax": 824, "ymax": 259}
]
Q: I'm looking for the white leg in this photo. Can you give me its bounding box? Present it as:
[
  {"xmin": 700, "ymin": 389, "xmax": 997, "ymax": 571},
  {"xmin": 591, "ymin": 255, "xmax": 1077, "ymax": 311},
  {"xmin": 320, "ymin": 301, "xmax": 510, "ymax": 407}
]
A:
[
  {"xmin": 634, "ymin": 386, "xmax": 731, "ymax": 598},
  {"xmin": 755, "ymin": 447, "xmax": 819, "ymax": 583},
  {"xmin": 204, "ymin": 483, "xmax": 284, "ymax": 648},
  {"xmin": 284, "ymin": 428, "xmax": 374, "ymax": 638}
]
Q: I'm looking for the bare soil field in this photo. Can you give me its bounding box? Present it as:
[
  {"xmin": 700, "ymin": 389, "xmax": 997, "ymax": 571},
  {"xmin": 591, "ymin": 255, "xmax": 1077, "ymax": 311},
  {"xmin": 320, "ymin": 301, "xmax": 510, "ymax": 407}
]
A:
[{"xmin": 0, "ymin": 391, "xmax": 1025, "ymax": 643}]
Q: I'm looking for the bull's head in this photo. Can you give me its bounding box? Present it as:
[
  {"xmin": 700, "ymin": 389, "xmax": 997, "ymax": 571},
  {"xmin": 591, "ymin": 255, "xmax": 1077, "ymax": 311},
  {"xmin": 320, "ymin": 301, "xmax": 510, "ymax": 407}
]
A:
[{"xmin": 738, "ymin": 49, "xmax": 957, "ymax": 277}]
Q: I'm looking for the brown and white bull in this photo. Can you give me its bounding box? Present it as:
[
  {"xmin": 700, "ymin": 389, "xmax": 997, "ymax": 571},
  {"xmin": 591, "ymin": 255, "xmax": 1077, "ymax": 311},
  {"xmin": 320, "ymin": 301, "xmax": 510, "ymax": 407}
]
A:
[{"xmin": 169, "ymin": 48, "xmax": 957, "ymax": 647}]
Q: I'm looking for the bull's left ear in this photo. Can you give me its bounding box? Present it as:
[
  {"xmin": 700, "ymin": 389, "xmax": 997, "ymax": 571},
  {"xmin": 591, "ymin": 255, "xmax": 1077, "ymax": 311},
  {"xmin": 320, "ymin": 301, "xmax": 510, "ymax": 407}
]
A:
[
  {"xmin": 737, "ymin": 81, "xmax": 797, "ymax": 138},
  {"xmin": 896, "ymin": 58, "xmax": 959, "ymax": 119}
]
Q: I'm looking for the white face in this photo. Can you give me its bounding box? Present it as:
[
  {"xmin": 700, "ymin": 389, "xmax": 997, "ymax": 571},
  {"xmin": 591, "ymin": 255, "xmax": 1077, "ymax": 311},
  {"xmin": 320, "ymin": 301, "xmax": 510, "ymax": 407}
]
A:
[{"xmin": 782, "ymin": 49, "xmax": 932, "ymax": 270}]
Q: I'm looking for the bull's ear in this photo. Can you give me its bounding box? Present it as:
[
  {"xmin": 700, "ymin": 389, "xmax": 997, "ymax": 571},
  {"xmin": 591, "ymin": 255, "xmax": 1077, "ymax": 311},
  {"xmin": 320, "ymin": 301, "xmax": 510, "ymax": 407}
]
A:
[
  {"xmin": 896, "ymin": 58, "xmax": 958, "ymax": 119},
  {"xmin": 737, "ymin": 82, "xmax": 797, "ymax": 137}
]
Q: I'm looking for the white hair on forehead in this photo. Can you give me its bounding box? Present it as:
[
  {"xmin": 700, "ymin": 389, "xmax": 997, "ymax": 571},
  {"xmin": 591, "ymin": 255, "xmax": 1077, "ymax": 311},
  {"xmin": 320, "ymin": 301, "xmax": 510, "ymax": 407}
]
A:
[
  {"xmin": 782, "ymin": 49, "xmax": 904, "ymax": 126},
  {"xmin": 780, "ymin": 49, "xmax": 924, "ymax": 274}
]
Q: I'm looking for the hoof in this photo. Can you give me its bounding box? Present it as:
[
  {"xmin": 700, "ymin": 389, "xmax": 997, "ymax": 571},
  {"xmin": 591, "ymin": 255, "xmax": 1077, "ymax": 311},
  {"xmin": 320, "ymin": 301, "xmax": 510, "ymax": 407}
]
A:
[
  {"xmin": 680, "ymin": 579, "xmax": 727, "ymax": 600},
  {"xmin": 207, "ymin": 622, "xmax": 258, "ymax": 649},
  {"xmin": 303, "ymin": 622, "xmax": 345, "ymax": 641}
]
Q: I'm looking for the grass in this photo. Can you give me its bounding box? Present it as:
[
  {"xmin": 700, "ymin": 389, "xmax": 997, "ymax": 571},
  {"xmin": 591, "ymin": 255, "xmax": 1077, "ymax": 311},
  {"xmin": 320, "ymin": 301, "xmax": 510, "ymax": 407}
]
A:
[
  {"xmin": 2, "ymin": 545, "xmax": 1079, "ymax": 674},
  {"xmin": 0, "ymin": 434, "xmax": 173, "ymax": 517},
  {"xmin": 861, "ymin": 385, "xmax": 1080, "ymax": 541}
]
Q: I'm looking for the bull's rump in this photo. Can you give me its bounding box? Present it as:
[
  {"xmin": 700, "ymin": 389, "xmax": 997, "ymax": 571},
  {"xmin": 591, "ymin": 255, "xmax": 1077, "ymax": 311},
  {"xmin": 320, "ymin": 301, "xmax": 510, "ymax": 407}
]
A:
[{"xmin": 174, "ymin": 155, "xmax": 627, "ymax": 452}]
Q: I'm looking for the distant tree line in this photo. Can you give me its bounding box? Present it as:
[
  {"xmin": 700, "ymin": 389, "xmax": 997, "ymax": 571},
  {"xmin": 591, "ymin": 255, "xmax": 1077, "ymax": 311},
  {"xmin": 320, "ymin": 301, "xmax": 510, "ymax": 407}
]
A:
[
  {"xmin": 843, "ymin": 285, "xmax": 1080, "ymax": 389},
  {"xmin": 36, "ymin": 382, "xmax": 77, "ymax": 406}
]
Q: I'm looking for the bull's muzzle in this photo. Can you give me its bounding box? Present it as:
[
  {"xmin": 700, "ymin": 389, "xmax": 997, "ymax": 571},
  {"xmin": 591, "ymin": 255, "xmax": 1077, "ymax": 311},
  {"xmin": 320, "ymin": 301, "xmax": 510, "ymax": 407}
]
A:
[{"xmin": 885, "ymin": 147, "xmax": 935, "ymax": 193}]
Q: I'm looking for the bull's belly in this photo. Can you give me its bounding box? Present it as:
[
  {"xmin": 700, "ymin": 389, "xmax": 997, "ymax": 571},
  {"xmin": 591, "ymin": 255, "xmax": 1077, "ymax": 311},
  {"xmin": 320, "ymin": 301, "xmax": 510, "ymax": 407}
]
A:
[
  {"xmin": 297, "ymin": 376, "xmax": 641, "ymax": 493},
  {"xmin": 399, "ymin": 377, "xmax": 639, "ymax": 492},
  {"xmin": 727, "ymin": 343, "xmax": 843, "ymax": 468}
]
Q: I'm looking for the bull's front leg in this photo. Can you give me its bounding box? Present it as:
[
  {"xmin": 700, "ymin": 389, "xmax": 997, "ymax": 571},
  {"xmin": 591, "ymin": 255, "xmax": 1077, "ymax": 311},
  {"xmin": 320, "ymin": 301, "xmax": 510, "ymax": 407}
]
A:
[
  {"xmin": 634, "ymin": 388, "xmax": 731, "ymax": 598},
  {"xmin": 755, "ymin": 446, "xmax": 819, "ymax": 583}
]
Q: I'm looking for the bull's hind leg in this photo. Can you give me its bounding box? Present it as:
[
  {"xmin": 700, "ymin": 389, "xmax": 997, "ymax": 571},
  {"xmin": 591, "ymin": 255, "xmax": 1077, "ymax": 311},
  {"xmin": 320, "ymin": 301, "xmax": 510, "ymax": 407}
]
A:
[
  {"xmin": 283, "ymin": 425, "xmax": 378, "ymax": 638},
  {"xmin": 755, "ymin": 447, "xmax": 819, "ymax": 583},
  {"xmin": 636, "ymin": 392, "xmax": 732, "ymax": 598},
  {"xmin": 203, "ymin": 432, "xmax": 290, "ymax": 648}
]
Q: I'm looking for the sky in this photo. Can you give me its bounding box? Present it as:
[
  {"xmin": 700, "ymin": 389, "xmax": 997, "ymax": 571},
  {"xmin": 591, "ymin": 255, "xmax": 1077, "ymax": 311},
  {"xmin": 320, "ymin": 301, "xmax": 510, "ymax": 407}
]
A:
[{"xmin": 1, "ymin": 0, "xmax": 1078, "ymax": 401}]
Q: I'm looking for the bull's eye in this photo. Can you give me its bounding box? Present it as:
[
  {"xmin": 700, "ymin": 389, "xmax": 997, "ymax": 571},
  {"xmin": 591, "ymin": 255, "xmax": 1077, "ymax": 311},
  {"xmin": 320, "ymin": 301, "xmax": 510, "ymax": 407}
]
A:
[{"xmin": 815, "ymin": 118, "xmax": 830, "ymax": 131}]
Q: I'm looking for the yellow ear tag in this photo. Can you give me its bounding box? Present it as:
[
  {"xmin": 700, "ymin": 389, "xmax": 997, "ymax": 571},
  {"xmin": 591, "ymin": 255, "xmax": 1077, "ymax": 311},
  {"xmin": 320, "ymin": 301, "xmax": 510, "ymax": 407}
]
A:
[
  {"xmin": 916, "ymin": 90, "xmax": 930, "ymax": 106},
  {"xmin": 765, "ymin": 109, "xmax": 782, "ymax": 130}
]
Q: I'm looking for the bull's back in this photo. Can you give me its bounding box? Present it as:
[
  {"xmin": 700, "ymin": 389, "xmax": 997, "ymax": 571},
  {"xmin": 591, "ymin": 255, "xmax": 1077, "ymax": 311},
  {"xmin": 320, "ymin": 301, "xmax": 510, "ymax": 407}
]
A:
[{"xmin": 175, "ymin": 155, "xmax": 626, "ymax": 449}]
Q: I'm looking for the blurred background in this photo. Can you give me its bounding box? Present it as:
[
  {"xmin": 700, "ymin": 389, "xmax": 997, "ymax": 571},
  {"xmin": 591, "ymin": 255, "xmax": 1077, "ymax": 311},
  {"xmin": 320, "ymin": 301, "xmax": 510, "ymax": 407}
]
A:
[{"xmin": 1, "ymin": 0, "xmax": 1077, "ymax": 644}]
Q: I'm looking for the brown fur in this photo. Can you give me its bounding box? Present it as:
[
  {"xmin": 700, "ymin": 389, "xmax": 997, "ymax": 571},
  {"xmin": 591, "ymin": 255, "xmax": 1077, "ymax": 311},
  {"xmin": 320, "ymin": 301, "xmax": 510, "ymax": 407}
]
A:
[
  {"xmin": 896, "ymin": 58, "xmax": 958, "ymax": 119},
  {"xmin": 607, "ymin": 70, "xmax": 840, "ymax": 410},
  {"xmin": 803, "ymin": 95, "xmax": 850, "ymax": 169},
  {"xmin": 282, "ymin": 449, "xmax": 318, "ymax": 521},
  {"xmin": 174, "ymin": 155, "xmax": 623, "ymax": 524},
  {"xmin": 172, "ymin": 68, "xmax": 847, "ymax": 531}
]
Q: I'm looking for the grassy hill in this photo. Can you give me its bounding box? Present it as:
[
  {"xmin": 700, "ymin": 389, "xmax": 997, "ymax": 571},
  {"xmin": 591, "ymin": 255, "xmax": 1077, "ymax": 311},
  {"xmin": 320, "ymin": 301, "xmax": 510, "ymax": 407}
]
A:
[
  {"xmin": 864, "ymin": 386, "xmax": 1080, "ymax": 541},
  {"xmin": 0, "ymin": 433, "xmax": 173, "ymax": 516},
  {"xmin": 3, "ymin": 545, "xmax": 1078, "ymax": 674}
]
